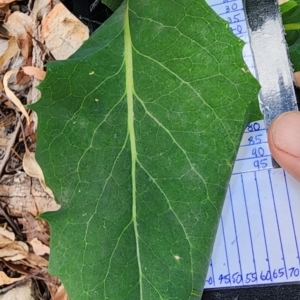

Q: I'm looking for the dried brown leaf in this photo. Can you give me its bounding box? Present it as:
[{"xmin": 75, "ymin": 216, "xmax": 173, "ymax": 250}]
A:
[
  {"xmin": 22, "ymin": 66, "xmax": 45, "ymax": 81},
  {"xmin": 3, "ymin": 260, "xmax": 33, "ymax": 275},
  {"xmin": 0, "ymin": 270, "xmax": 25, "ymax": 285},
  {"xmin": 0, "ymin": 235, "xmax": 14, "ymax": 248},
  {"xmin": 15, "ymin": 240, "xmax": 29, "ymax": 252},
  {"xmin": 25, "ymin": 253, "xmax": 48, "ymax": 267},
  {"xmin": 30, "ymin": 0, "xmax": 51, "ymax": 21},
  {"xmin": 3, "ymin": 253, "xmax": 26, "ymax": 261},
  {"xmin": 19, "ymin": 214, "xmax": 49, "ymax": 246},
  {"xmin": 29, "ymin": 238, "xmax": 49, "ymax": 256},
  {"xmin": 0, "ymin": 242, "xmax": 28, "ymax": 260},
  {"xmin": 0, "ymin": 226, "xmax": 15, "ymax": 241},
  {"xmin": 3, "ymin": 69, "xmax": 30, "ymax": 124},
  {"xmin": 0, "ymin": 37, "xmax": 19, "ymax": 72},
  {"xmin": 4, "ymin": 11, "xmax": 33, "ymax": 59},
  {"xmin": 0, "ymin": 3, "xmax": 10, "ymax": 24},
  {"xmin": 0, "ymin": 0, "xmax": 16, "ymax": 4},
  {"xmin": 23, "ymin": 149, "xmax": 55, "ymax": 198},
  {"xmin": 53, "ymin": 284, "xmax": 69, "ymax": 300},
  {"xmin": 0, "ymin": 226, "xmax": 15, "ymax": 247},
  {"xmin": 0, "ymin": 39, "xmax": 9, "ymax": 57},
  {"xmin": 42, "ymin": 273, "xmax": 60, "ymax": 298}
]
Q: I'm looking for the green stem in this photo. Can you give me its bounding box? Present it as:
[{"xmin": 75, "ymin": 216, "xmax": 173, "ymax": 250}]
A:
[{"xmin": 284, "ymin": 23, "xmax": 300, "ymax": 31}]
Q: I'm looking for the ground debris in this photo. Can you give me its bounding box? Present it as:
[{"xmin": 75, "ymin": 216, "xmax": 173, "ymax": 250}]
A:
[
  {"xmin": 0, "ymin": 0, "xmax": 89, "ymax": 298},
  {"xmin": 0, "ymin": 279, "xmax": 35, "ymax": 300},
  {"xmin": 0, "ymin": 172, "xmax": 59, "ymax": 216},
  {"xmin": 41, "ymin": 2, "xmax": 89, "ymax": 60}
]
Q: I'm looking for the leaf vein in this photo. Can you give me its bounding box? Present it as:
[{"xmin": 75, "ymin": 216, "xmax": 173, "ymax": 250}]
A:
[
  {"xmin": 103, "ymin": 221, "xmax": 133, "ymax": 298},
  {"xmin": 125, "ymin": 2, "xmax": 144, "ymax": 298},
  {"xmin": 132, "ymin": 47, "xmax": 236, "ymax": 148},
  {"xmin": 137, "ymin": 159, "xmax": 194, "ymax": 289},
  {"xmin": 134, "ymin": 92, "xmax": 219, "ymax": 212}
]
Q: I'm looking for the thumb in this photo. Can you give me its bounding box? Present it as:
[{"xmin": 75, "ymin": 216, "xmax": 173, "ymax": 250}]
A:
[{"xmin": 268, "ymin": 111, "xmax": 300, "ymax": 182}]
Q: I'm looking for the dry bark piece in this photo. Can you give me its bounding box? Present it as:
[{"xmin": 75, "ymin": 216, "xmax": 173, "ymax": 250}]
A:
[
  {"xmin": 0, "ymin": 173, "xmax": 60, "ymax": 217},
  {"xmin": 22, "ymin": 66, "xmax": 45, "ymax": 81},
  {"xmin": 41, "ymin": 3, "xmax": 89, "ymax": 59}
]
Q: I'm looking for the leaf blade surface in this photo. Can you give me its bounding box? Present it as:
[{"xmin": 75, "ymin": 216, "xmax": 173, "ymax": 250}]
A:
[{"xmin": 35, "ymin": 1, "xmax": 259, "ymax": 299}]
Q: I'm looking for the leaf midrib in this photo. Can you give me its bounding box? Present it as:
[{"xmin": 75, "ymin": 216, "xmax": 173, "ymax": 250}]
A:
[{"xmin": 124, "ymin": 1, "xmax": 143, "ymax": 298}]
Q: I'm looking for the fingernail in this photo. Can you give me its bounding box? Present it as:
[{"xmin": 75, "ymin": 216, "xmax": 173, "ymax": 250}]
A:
[{"xmin": 272, "ymin": 112, "xmax": 300, "ymax": 158}]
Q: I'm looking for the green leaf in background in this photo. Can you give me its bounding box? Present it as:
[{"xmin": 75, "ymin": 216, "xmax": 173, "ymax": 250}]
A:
[
  {"xmin": 281, "ymin": 0, "xmax": 300, "ymax": 71},
  {"xmin": 282, "ymin": 3, "xmax": 300, "ymax": 46},
  {"xmin": 102, "ymin": 0, "xmax": 123, "ymax": 11},
  {"xmin": 290, "ymin": 38, "xmax": 300, "ymax": 71},
  {"xmin": 34, "ymin": 0, "xmax": 259, "ymax": 299},
  {"xmin": 280, "ymin": 0, "xmax": 298, "ymax": 14}
]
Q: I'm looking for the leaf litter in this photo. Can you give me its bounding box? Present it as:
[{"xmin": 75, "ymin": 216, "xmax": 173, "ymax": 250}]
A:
[{"xmin": 0, "ymin": 0, "xmax": 89, "ymax": 298}]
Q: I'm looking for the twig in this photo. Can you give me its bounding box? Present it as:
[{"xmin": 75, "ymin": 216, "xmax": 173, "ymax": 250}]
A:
[
  {"xmin": 19, "ymin": 114, "xmax": 29, "ymax": 153},
  {"xmin": 10, "ymin": 148, "xmax": 22, "ymax": 161},
  {"xmin": 0, "ymin": 268, "xmax": 47, "ymax": 294},
  {"xmin": 79, "ymin": 16, "xmax": 102, "ymax": 25},
  {"xmin": 0, "ymin": 204, "xmax": 25, "ymax": 241},
  {"xmin": 90, "ymin": 0, "xmax": 101, "ymax": 12}
]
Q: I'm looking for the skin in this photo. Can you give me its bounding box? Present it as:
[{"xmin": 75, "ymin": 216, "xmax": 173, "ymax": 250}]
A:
[{"xmin": 268, "ymin": 111, "xmax": 300, "ymax": 182}]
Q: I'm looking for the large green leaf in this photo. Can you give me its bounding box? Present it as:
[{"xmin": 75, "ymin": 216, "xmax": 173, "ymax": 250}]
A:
[
  {"xmin": 280, "ymin": 0, "xmax": 298, "ymax": 14},
  {"xmin": 34, "ymin": 1, "xmax": 259, "ymax": 299}
]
